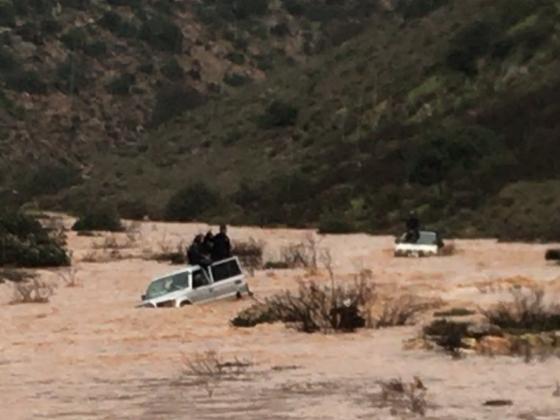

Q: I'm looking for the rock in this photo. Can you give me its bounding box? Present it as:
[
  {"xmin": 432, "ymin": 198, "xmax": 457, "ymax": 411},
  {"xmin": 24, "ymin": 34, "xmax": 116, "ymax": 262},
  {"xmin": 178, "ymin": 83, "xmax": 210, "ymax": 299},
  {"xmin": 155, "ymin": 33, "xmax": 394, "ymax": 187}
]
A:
[
  {"xmin": 466, "ymin": 323, "xmax": 502, "ymax": 339},
  {"xmin": 461, "ymin": 337, "xmax": 478, "ymax": 349},
  {"xmin": 476, "ymin": 336, "xmax": 512, "ymax": 355},
  {"xmin": 483, "ymin": 399, "xmax": 513, "ymax": 407}
]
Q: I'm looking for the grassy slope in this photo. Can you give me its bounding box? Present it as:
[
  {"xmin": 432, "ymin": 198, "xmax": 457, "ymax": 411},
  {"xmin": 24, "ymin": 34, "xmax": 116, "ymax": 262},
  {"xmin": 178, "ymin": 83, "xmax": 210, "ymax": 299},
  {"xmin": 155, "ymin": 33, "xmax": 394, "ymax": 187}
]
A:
[{"xmin": 9, "ymin": 0, "xmax": 560, "ymax": 240}]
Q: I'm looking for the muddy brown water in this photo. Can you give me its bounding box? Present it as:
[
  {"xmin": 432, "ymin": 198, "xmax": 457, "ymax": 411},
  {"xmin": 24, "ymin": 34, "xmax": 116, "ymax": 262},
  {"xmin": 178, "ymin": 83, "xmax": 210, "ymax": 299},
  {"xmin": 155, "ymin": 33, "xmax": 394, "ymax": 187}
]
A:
[{"xmin": 1, "ymin": 219, "xmax": 560, "ymax": 419}]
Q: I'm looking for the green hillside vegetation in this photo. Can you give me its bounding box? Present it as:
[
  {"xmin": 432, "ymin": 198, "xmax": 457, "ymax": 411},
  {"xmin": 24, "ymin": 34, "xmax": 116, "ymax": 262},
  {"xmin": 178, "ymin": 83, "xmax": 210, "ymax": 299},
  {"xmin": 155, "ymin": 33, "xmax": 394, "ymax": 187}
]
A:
[{"xmin": 2, "ymin": 0, "xmax": 560, "ymax": 241}]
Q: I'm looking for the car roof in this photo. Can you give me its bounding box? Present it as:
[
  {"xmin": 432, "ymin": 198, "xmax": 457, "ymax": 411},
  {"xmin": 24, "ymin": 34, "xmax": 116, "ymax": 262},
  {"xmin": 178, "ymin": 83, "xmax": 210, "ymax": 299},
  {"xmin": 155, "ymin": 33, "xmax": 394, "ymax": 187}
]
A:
[
  {"xmin": 152, "ymin": 265, "xmax": 199, "ymax": 282},
  {"xmin": 151, "ymin": 257, "xmax": 241, "ymax": 282}
]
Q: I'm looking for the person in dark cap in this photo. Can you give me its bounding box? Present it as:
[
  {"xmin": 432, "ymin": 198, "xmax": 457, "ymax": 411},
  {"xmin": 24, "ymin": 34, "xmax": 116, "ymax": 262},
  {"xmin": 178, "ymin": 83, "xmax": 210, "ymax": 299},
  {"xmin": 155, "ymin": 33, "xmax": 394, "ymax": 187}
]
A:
[
  {"xmin": 211, "ymin": 224, "xmax": 232, "ymax": 261},
  {"xmin": 187, "ymin": 234, "xmax": 211, "ymax": 270},
  {"xmin": 202, "ymin": 230, "xmax": 214, "ymax": 258},
  {"xmin": 405, "ymin": 211, "xmax": 420, "ymax": 243}
]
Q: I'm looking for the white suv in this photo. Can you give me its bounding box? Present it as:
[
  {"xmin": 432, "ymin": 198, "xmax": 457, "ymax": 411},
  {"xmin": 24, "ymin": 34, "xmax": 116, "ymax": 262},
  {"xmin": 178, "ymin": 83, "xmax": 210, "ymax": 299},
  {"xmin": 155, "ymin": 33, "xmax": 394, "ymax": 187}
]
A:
[{"xmin": 140, "ymin": 257, "xmax": 250, "ymax": 308}]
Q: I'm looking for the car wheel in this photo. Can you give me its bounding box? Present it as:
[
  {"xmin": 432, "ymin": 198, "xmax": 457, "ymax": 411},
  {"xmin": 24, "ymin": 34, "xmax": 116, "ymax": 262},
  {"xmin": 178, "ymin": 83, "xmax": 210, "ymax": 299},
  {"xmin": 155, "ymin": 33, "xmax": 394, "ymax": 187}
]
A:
[
  {"xmin": 236, "ymin": 291, "xmax": 242, "ymax": 300},
  {"xmin": 180, "ymin": 300, "xmax": 192, "ymax": 307}
]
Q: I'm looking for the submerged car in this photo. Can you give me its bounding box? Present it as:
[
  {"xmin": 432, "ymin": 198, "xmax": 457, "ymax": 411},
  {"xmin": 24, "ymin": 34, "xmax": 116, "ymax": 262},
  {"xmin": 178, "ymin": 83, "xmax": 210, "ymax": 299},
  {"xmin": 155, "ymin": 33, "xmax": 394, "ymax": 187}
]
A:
[
  {"xmin": 394, "ymin": 230, "xmax": 444, "ymax": 257},
  {"xmin": 139, "ymin": 257, "xmax": 251, "ymax": 308}
]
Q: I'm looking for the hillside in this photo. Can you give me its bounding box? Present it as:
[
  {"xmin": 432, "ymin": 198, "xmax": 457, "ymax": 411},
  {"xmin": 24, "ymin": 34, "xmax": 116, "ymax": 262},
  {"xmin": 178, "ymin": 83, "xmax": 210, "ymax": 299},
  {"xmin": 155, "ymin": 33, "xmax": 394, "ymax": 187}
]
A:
[{"xmin": 2, "ymin": 0, "xmax": 560, "ymax": 240}]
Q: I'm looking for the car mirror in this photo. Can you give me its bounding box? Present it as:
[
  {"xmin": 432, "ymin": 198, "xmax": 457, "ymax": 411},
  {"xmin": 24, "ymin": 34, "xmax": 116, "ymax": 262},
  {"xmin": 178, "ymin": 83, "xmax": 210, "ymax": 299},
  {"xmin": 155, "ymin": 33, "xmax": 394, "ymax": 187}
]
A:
[{"xmin": 141, "ymin": 294, "xmax": 146, "ymax": 300}]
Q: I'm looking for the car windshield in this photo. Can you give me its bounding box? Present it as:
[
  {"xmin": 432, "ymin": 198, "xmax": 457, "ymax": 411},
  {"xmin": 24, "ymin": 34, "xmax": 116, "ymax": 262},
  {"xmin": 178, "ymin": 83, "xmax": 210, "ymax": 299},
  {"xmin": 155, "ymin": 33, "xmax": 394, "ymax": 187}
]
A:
[{"xmin": 145, "ymin": 272, "xmax": 189, "ymax": 299}]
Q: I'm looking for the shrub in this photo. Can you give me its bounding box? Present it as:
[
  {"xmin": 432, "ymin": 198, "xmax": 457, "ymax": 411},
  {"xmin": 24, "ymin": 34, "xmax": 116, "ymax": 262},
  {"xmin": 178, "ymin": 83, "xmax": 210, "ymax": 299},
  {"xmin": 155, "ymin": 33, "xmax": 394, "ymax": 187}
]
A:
[
  {"xmin": 151, "ymin": 84, "xmax": 207, "ymax": 127},
  {"xmin": 10, "ymin": 278, "xmax": 55, "ymax": 304},
  {"xmin": 5, "ymin": 70, "xmax": 47, "ymax": 94},
  {"xmin": 72, "ymin": 203, "xmax": 124, "ymax": 232},
  {"xmin": 446, "ymin": 20, "xmax": 497, "ymax": 75},
  {"xmin": 106, "ymin": 73, "xmax": 136, "ymax": 95},
  {"xmin": 0, "ymin": 212, "xmax": 70, "ymax": 267},
  {"xmin": 60, "ymin": 27, "xmax": 88, "ymax": 50},
  {"xmin": 257, "ymin": 100, "xmax": 299, "ymax": 128},
  {"xmin": 223, "ymin": 72, "xmax": 251, "ymax": 87},
  {"xmin": 161, "ymin": 57, "xmax": 184, "ymax": 80},
  {"xmin": 318, "ymin": 212, "xmax": 356, "ymax": 234},
  {"xmin": 164, "ymin": 183, "xmax": 220, "ymax": 221},
  {"xmin": 139, "ymin": 15, "xmax": 183, "ymax": 52},
  {"xmin": 0, "ymin": 2, "xmax": 16, "ymax": 27},
  {"xmin": 231, "ymin": 279, "xmax": 375, "ymax": 333},
  {"xmin": 232, "ymin": 238, "xmax": 263, "ymax": 274},
  {"xmin": 16, "ymin": 164, "xmax": 81, "ymax": 198},
  {"xmin": 117, "ymin": 198, "xmax": 148, "ymax": 220},
  {"xmin": 482, "ymin": 287, "xmax": 560, "ymax": 333},
  {"xmin": 55, "ymin": 57, "xmax": 90, "ymax": 94},
  {"xmin": 397, "ymin": 0, "xmax": 450, "ymax": 20},
  {"xmin": 377, "ymin": 377, "xmax": 428, "ymax": 417}
]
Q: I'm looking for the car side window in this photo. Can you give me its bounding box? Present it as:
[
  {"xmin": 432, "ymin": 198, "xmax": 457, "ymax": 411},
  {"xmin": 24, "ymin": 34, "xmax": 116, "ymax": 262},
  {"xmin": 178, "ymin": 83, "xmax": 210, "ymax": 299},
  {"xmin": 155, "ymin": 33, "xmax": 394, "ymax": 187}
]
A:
[
  {"xmin": 170, "ymin": 273, "xmax": 189, "ymax": 291},
  {"xmin": 192, "ymin": 270, "xmax": 209, "ymax": 289},
  {"xmin": 211, "ymin": 260, "xmax": 242, "ymax": 282}
]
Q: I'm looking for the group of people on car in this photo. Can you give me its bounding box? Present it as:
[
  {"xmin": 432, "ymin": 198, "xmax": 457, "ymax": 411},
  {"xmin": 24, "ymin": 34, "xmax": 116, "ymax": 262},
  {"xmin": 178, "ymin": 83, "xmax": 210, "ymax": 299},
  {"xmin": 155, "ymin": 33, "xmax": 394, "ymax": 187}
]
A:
[{"xmin": 186, "ymin": 224, "xmax": 232, "ymax": 269}]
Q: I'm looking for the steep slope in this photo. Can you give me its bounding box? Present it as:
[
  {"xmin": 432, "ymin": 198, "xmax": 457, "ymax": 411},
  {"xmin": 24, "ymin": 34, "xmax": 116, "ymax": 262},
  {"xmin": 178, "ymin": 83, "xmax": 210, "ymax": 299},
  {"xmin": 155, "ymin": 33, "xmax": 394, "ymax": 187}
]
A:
[
  {"xmin": 4, "ymin": 0, "xmax": 560, "ymax": 240},
  {"xmin": 0, "ymin": 0, "xmax": 385, "ymax": 197}
]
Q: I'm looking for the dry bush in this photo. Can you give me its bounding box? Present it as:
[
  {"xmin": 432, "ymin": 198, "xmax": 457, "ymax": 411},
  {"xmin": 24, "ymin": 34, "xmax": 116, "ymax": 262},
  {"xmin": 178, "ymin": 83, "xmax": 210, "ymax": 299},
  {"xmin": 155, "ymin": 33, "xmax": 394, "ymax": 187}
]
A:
[
  {"xmin": 377, "ymin": 377, "xmax": 428, "ymax": 416},
  {"xmin": 181, "ymin": 351, "xmax": 252, "ymax": 397},
  {"xmin": 232, "ymin": 238, "xmax": 264, "ymax": 275},
  {"xmin": 277, "ymin": 234, "xmax": 321, "ymax": 271},
  {"xmin": 10, "ymin": 278, "xmax": 56, "ymax": 304},
  {"xmin": 57, "ymin": 266, "xmax": 81, "ymax": 287},
  {"xmin": 147, "ymin": 234, "xmax": 186, "ymax": 265},
  {"xmin": 232, "ymin": 278, "xmax": 375, "ymax": 333},
  {"xmin": 0, "ymin": 268, "xmax": 36, "ymax": 284},
  {"xmin": 482, "ymin": 287, "xmax": 560, "ymax": 332},
  {"xmin": 81, "ymin": 249, "xmax": 123, "ymax": 263},
  {"xmin": 93, "ymin": 234, "xmax": 136, "ymax": 250},
  {"xmin": 373, "ymin": 295, "xmax": 426, "ymax": 328}
]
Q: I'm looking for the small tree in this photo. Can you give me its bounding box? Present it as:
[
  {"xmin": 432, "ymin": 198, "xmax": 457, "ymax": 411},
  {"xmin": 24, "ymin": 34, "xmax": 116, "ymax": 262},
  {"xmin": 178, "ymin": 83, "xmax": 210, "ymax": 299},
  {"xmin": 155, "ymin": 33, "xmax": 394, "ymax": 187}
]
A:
[
  {"xmin": 72, "ymin": 203, "xmax": 124, "ymax": 232},
  {"xmin": 164, "ymin": 183, "xmax": 220, "ymax": 222}
]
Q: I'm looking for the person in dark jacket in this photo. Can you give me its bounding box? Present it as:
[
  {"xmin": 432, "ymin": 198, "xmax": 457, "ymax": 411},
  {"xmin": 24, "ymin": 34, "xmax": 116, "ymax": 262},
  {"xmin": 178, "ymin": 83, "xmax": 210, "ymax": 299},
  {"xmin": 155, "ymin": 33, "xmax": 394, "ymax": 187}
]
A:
[
  {"xmin": 201, "ymin": 230, "xmax": 214, "ymax": 257},
  {"xmin": 405, "ymin": 211, "xmax": 420, "ymax": 243},
  {"xmin": 211, "ymin": 224, "xmax": 232, "ymax": 261},
  {"xmin": 187, "ymin": 234, "xmax": 211, "ymax": 269}
]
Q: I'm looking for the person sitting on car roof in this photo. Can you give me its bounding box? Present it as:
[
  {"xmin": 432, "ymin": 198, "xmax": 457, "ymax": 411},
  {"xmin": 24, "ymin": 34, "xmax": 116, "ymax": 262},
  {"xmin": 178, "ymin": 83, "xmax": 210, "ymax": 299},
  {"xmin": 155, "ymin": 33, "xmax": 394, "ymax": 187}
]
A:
[
  {"xmin": 405, "ymin": 211, "xmax": 420, "ymax": 243},
  {"xmin": 211, "ymin": 224, "xmax": 232, "ymax": 261},
  {"xmin": 187, "ymin": 234, "xmax": 211, "ymax": 270}
]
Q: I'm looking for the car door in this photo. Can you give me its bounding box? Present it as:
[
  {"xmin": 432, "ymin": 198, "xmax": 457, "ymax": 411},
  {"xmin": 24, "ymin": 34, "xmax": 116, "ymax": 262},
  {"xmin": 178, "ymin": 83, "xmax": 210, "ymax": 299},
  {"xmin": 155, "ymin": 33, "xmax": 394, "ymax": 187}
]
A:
[
  {"xmin": 210, "ymin": 258, "xmax": 244, "ymax": 299},
  {"xmin": 187, "ymin": 269, "xmax": 213, "ymax": 303}
]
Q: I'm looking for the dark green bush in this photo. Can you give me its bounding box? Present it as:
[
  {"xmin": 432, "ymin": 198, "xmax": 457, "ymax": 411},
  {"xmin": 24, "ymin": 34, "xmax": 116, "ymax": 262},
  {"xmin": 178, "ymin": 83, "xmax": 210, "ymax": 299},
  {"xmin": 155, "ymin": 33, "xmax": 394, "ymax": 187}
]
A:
[
  {"xmin": 446, "ymin": 20, "xmax": 497, "ymax": 75},
  {"xmin": 5, "ymin": 70, "xmax": 47, "ymax": 94},
  {"xmin": 16, "ymin": 164, "xmax": 81, "ymax": 197},
  {"xmin": 55, "ymin": 57, "xmax": 90, "ymax": 94},
  {"xmin": 0, "ymin": 47, "xmax": 19, "ymax": 72},
  {"xmin": 151, "ymin": 84, "xmax": 207, "ymax": 127},
  {"xmin": 318, "ymin": 212, "xmax": 356, "ymax": 234},
  {"xmin": 223, "ymin": 72, "xmax": 251, "ymax": 87},
  {"xmin": 106, "ymin": 73, "xmax": 135, "ymax": 95},
  {"xmin": 161, "ymin": 57, "xmax": 184, "ymax": 80},
  {"xmin": 72, "ymin": 203, "xmax": 124, "ymax": 232},
  {"xmin": 60, "ymin": 27, "xmax": 88, "ymax": 50},
  {"xmin": 0, "ymin": 212, "xmax": 70, "ymax": 267},
  {"xmin": 139, "ymin": 15, "xmax": 183, "ymax": 52},
  {"xmin": 117, "ymin": 198, "xmax": 148, "ymax": 220},
  {"xmin": 164, "ymin": 182, "xmax": 220, "ymax": 222},
  {"xmin": 0, "ymin": 2, "xmax": 16, "ymax": 27},
  {"xmin": 397, "ymin": 0, "xmax": 450, "ymax": 20},
  {"xmin": 258, "ymin": 100, "xmax": 299, "ymax": 128}
]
